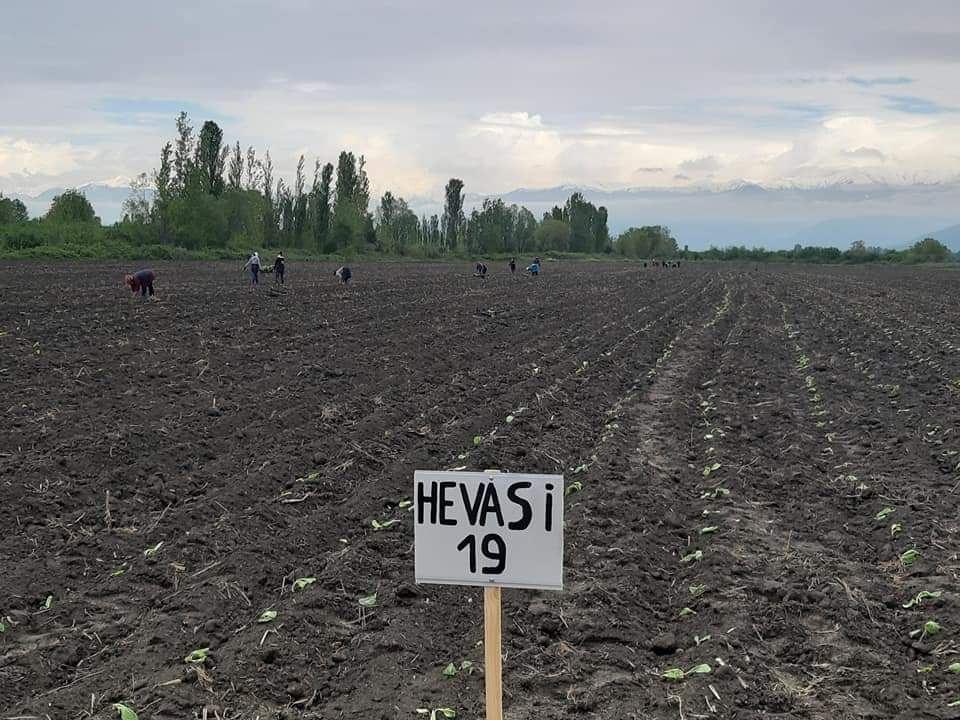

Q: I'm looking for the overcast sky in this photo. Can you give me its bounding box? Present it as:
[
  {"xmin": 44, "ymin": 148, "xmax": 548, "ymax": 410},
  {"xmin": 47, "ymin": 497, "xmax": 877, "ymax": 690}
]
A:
[{"xmin": 2, "ymin": 0, "xmax": 960, "ymax": 200}]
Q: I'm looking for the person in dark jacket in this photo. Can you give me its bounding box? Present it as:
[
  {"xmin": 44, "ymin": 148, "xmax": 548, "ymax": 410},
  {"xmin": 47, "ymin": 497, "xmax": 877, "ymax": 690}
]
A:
[
  {"xmin": 509, "ymin": 257, "xmax": 517, "ymax": 274},
  {"xmin": 124, "ymin": 269, "xmax": 156, "ymax": 297},
  {"xmin": 274, "ymin": 252, "xmax": 286, "ymax": 284},
  {"xmin": 335, "ymin": 266, "xmax": 352, "ymax": 284}
]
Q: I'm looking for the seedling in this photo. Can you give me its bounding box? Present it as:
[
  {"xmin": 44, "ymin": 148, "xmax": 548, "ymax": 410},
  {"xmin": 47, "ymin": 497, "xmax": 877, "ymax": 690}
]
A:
[
  {"xmin": 184, "ymin": 647, "xmax": 209, "ymax": 664},
  {"xmin": 900, "ymin": 549, "xmax": 921, "ymax": 567},
  {"xmin": 0, "ymin": 621, "xmax": 5, "ymax": 633},
  {"xmin": 442, "ymin": 662, "xmax": 458, "ymax": 678},
  {"xmin": 297, "ymin": 471, "xmax": 321, "ymax": 483},
  {"xmin": 681, "ymin": 550, "xmax": 703, "ymax": 563},
  {"xmin": 371, "ymin": 519, "xmax": 400, "ymax": 530},
  {"xmin": 416, "ymin": 709, "xmax": 456, "ymax": 720},
  {"xmin": 111, "ymin": 565, "xmax": 127, "ymax": 577},
  {"xmin": 875, "ymin": 507, "xmax": 895, "ymax": 522},
  {"xmin": 903, "ymin": 590, "xmax": 942, "ymax": 609},
  {"xmin": 948, "ymin": 662, "xmax": 960, "ymax": 674},
  {"xmin": 505, "ymin": 415, "xmax": 515, "ymax": 424},
  {"xmin": 702, "ymin": 462, "xmax": 721, "ymax": 478},
  {"xmin": 700, "ymin": 487, "xmax": 729, "ymax": 499},
  {"xmin": 689, "ymin": 584, "xmax": 707, "ymax": 598},
  {"xmin": 257, "ymin": 609, "xmax": 277, "ymax": 623},
  {"xmin": 565, "ymin": 481, "xmax": 583, "ymax": 496},
  {"xmin": 113, "ymin": 704, "xmax": 138, "ymax": 720},
  {"xmin": 924, "ymin": 620, "xmax": 942, "ymax": 638},
  {"xmin": 358, "ymin": 593, "xmax": 378, "ymax": 608},
  {"xmin": 42, "ymin": 595, "xmax": 53, "ymax": 610},
  {"xmin": 678, "ymin": 607, "xmax": 696, "ymax": 618},
  {"xmin": 700, "ymin": 526, "xmax": 719, "ymax": 535},
  {"xmin": 473, "ymin": 436, "xmax": 483, "ymax": 446},
  {"xmin": 694, "ymin": 634, "xmax": 711, "ymax": 646},
  {"xmin": 662, "ymin": 663, "xmax": 711, "ymax": 681},
  {"xmin": 442, "ymin": 659, "xmax": 474, "ymax": 678},
  {"xmin": 292, "ymin": 577, "xmax": 317, "ymax": 591},
  {"xmin": 398, "ymin": 500, "xmax": 413, "ymax": 509},
  {"xmin": 144, "ymin": 541, "xmax": 164, "ymax": 558},
  {"xmin": 891, "ymin": 523, "xmax": 903, "ymax": 537}
]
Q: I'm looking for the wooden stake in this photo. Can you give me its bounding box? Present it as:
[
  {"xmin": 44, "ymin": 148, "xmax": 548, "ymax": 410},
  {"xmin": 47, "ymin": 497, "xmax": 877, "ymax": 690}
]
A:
[
  {"xmin": 484, "ymin": 585, "xmax": 503, "ymax": 720},
  {"xmin": 482, "ymin": 468, "xmax": 504, "ymax": 720}
]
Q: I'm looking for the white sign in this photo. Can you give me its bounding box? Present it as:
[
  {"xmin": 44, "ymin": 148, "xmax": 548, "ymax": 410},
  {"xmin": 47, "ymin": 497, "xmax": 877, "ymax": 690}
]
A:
[{"xmin": 414, "ymin": 471, "xmax": 564, "ymax": 591}]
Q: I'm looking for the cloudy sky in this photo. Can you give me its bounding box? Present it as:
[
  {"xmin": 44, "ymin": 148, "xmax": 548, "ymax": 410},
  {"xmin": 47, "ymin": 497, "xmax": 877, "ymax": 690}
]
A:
[{"xmin": 2, "ymin": 0, "xmax": 960, "ymax": 200}]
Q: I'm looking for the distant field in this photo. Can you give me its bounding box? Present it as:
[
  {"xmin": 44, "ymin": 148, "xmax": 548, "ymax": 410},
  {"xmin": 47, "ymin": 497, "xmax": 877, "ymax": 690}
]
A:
[{"xmin": 1, "ymin": 261, "xmax": 959, "ymax": 718}]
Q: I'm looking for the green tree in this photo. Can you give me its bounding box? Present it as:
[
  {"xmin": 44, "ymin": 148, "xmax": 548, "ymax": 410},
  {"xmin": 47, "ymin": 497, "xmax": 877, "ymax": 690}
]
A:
[
  {"xmin": 534, "ymin": 218, "xmax": 571, "ymax": 251},
  {"xmin": 910, "ymin": 237, "xmax": 951, "ymax": 263},
  {"xmin": 0, "ymin": 195, "xmax": 28, "ymax": 224},
  {"xmin": 195, "ymin": 120, "xmax": 226, "ymax": 196},
  {"xmin": 121, "ymin": 173, "xmax": 152, "ymax": 224},
  {"xmin": 173, "ymin": 111, "xmax": 195, "ymax": 196},
  {"xmin": 442, "ymin": 178, "xmax": 465, "ymax": 250},
  {"xmin": 312, "ymin": 161, "xmax": 334, "ymax": 252},
  {"xmin": 227, "ymin": 142, "xmax": 243, "ymax": 191},
  {"xmin": 153, "ymin": 142, "xmax": 173, "ymax": 242},
  {"xmin": 331, "ymin": 151, "xmax": 364, "ymax": 248},
  {"xmin": 46, "ymin": 189, "xmax": 97, "ymax": 224}
]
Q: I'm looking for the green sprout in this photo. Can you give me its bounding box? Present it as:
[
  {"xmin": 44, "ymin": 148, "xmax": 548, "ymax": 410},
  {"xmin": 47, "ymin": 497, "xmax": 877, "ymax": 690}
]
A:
[
  {"xmin": 184, "ymin": 647, "xmax": 209, "ymax": 664},
  {"xmin": 371, "ymin": 519, "xmax": 400, "ymax": 530},
  {"xmin": 358, "ymin": 593, "xmax": 378, "ymax": 608},
  {"xmin": 505, "ymin": 415, "xmax": 515, "ymax": 424},
  {"xmin": 699, "ymin": 526, "xmax": 719, "ymax": 535},
  {"xmin": 900, "ymin": 549, "xmax": 921, "ymax": 567},
  {"xmin": 416, "ymin": 708, "xmax": 456, "ymax": 719},
  {"xmin": 948, "ymin": 662, "xmax": 960, "ymax": 674},
  {"xmin": 473, "ymin": 436, "xmax": 483, "ymax": 446},
  {"xmin": 0, "ymin": 621, "xmax": 6, "ymax": 633},
  {"xmin": 890, "ymin": 523, "xmax": 903, "ymax": 537},
  {"xmin": 42, "ymin": 595, "xmax": 53, "ymax": 610},
  {"xmin": 875, "ymin": 507, "xmax": 895, "ymax": 521},
  {"xmin": 144, "ymin": 541, "xmax": 164, "ymax": 558},
  {"xmin": 923, "ymin": 620, "xmax": 942, "ymax": 637},
  {"xmin": 678, "ymin": 607, "xmax": 696, "ymax": 618},
  {"xmin": 903, "ymin": 590, "xmax": 942, "ymax": 609},
  {"xmin": 111, "ymin": 565, "xmax": 127, "ymax": 577},
  {"xmin": 689, "ymin": 584, "xmax": 707, "ymax": 598},
  {"xmin": 680, "ymin": 550, "xmax": 703, "ymax": 563},
  {"xmin": 257, "ymin": 609, "xmax": 277, "ymax": 623},
  {"xmin": 565, "ymin": 481, "xmax": 583, "ymax": 497},
  {"xmin": 113, "ymin": 704, "xmax": 138, "ymax": 720},
  {"xmin": 398, "ymin": 500, "xmax": 413, "ymax": 509},
  {"xmin": 700, "ymin": 487, "xmax": 730, "ymax": 499},
  {"xmin": 702, "ymin": 462, "xmax": 722, "ymax": 478},
  {"xmin": 292, "ymin": 577, "xmax": 317, "ymax": 591},
  {"xmin": 662, "ymin": 663, "xmax": 711, "ymax": 681}
]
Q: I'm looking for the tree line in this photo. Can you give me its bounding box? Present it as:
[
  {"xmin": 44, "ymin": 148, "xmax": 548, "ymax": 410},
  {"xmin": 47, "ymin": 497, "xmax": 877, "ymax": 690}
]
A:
[{"xmin": 0, "ymin": 112, "xmax": 956, "ymax": 264}]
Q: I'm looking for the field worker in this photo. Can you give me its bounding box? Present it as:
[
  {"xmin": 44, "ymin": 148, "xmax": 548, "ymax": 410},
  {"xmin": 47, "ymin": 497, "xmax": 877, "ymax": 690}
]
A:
[
  {"xmin": 124, "ymin": 268, "xmax": 156, "ymax": 298},
  {"xmin": 335, "ymin": 265, "xmax": 352, "ymax": 284},
  {"xmin": 526, "ymin": 260, "xmax": 540, "ymax": 276},
  {"xmin": 243, "ymin": 250, "xmax": 262, "ymax": 285},
  {"xmin": 509, "ymin": 257, "xmax": 517, "ymax": 274},
  {"xmin": 474, "ymin": 262, "xmax": 488, "ymax": 278},
  {"xmin": 274, "ymin": 252, "xmax": 286, "ymax": 285}
]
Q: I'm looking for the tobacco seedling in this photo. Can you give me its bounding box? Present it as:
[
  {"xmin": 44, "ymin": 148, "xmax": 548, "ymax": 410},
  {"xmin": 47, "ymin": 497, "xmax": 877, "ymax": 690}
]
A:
[
  {"xmin": 875, "ymin": 507, "xmax": 895, "ymax": 522},
  {"xmin": 662, "ymin": 663, "xmax": 712, "ymax": 681},
  {"xmin": 257, "ymin": 609, "xmax": 277, "ymax": 623},
  {"xmin": 891, "ymin": 523, "xmax": 903, "ymax": 537},
  {"xmin": 398, "ymin": 500, "xmax": 413, "ymax": 509},
  {"xmin": 42, "ymin": 595, "xmax": 53, "ymax": 610},
  {"xmin": 702, "ymin": 462, "xmax": 722, "ymax": 478},
  {"xmin": 565, "ymin": 481, "xmax": 583, "ymax": 497},
  {"xmin": 358, "ymin": 593, "xmax": 378, "ymax": 608},
  {"xmin": 679, "ymin": 607, "xmax": 696, "ymax": 618},
  {"xmin": 681, "ymin": 550, "xmax": 703, "ymax": 563},
  {"xmin": 111, "ymin": 565, "xmax": 127, "ymax": 577},
  {"xmin": 184, "ymin": 648, "xmax": 209, "ymax": 664},
  {"xmin": 900, "ymin": 549, "xmax": 921, "ymax": 567},
  {"xmin": 505, "ymin": 415, "xmax": 515, "ymax": 424},
  {"xmin": 473, "ymin": 436, "xmax": 483, "ymax": 446},
  {"xmin": 113, "ymin": 704, "xmax": 138, "ymax": 720},
  {"xmin": 372, "ymin": 519, "xmax": 400, "ymax": 530},
  {"xmin": 700, "ymin": 526, "xmax": 719, "ymax": 535},
  {"xmin": 416, "ymin": 708, "xmax": 456, "ymax": 719},
  {"xmin": 144, "ymin": 541, "xmax": 164, "ymax": 558},
  {"xmin": 293, "ymin": 577, "xmax": 316, "ymax": 591},
  {"xmin": 441, "ymin": 660, "xmax": 474, "ymax": 678},
  {"xmin": 903, "ymin": 590, "xmax": 942, "ymax": 609},
  {"xmin": 948, "ymin": 663, "xmax": 960, "ymax": 674},
  {"xmin": 924, "ymin": 620, "xmax": 942, "ymax": 638},
  {"xmin": 0, "ymin": 621, "xmax": 6, "ymax": 633},
  {"xmin": 700, "ymin": 487, "xmax": 730, "ymax": 499},
  {"xmin": 689, "ymin": 584, "xmax": 707, "ymax": 598}
]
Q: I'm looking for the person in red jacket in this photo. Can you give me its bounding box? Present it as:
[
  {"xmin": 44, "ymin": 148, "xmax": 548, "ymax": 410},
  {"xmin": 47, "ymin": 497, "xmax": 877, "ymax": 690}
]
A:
[{"xmin": 124, "ymin": 269, "xmax": 156, "ymax": 297}]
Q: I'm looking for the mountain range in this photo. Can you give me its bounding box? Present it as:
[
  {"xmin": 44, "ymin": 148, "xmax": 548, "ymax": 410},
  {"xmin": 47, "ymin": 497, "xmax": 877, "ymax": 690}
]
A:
[{"xmin": 7, "ymin": 178, "xmax": 960, "ymax": 252}]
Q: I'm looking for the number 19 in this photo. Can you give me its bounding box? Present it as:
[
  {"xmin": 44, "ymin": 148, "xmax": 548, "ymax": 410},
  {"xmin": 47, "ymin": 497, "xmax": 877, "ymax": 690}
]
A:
[{"xmin": 456, "ymin": 533, "xmax": 506, "ymax": 574}]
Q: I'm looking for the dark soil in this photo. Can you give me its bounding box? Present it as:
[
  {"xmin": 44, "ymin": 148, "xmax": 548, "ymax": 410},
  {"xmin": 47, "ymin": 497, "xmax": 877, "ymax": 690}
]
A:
[{"xmin": 1, "ymin": 260, "xmax": 959, "ymax": 719}]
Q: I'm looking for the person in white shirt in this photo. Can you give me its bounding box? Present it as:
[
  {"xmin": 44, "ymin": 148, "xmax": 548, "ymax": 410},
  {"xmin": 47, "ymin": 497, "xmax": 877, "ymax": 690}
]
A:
[{"xmin": 242, "ymin": 251, "xmax": 262, "ymax": 285}]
